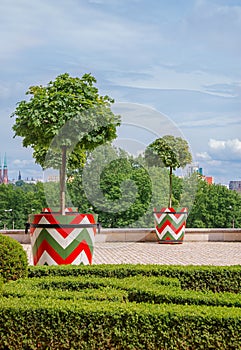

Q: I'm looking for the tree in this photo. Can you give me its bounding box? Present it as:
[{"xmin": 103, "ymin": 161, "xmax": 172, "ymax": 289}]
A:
[
  {"xmin": 0, "ymin": 183, "xmax": 46, "ymax": 229},
  {"xmin": 187, "ymin": 176, "xmax": 241, "ymax": 228},
  {"xmin": 11, "ymin": 73, "xmax": 121, "ymax": 214},
  {"xmin": 68, "ymin": 145, "xmax": 152, "ymax": 227},
  {"xmin": 145, "ymin": 135, "xmax": 192, "ymax": 207}
]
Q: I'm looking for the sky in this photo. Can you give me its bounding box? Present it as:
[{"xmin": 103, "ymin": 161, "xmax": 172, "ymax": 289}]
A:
[{"xmin": 0, "ymin": 0, "xmax": 241, "ymax": 185}]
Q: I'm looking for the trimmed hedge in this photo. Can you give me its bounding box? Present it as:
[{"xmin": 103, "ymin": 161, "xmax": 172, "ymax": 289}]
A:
[
  {"xmin": 3, "ymin": 275, "xmax": 241, "ymax": 308},
  {"xmin": 1, "ymin": 265, "xmax": 241, "ymax": 349},
  {"xmin": 0, "ymin": 234, "xmax": 28, "ymax": 282},
  {"xmin": 1, "ymin": 295, "xmax": 241, "ymax": 349},
  {"xmin": 28, "ymin": 264, "xmax": 241, "ymax": 293}
]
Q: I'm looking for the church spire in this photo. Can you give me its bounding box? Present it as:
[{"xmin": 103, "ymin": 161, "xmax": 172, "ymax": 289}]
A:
[
  {"xmin": 3, "ymin": 152, "xmax": 7, "ymax": 168},
  {"xmin": 3, "ymin": 153, "xmax": 8, "ymax": 184},
  {"xmin": 0, "ymin": 154, "xmax": 2, "ymax": 183}
]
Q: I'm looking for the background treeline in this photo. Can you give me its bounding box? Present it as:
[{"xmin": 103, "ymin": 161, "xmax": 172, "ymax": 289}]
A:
[{"xmin": 1, "ymin": 151, "xmax": 241, "ymax": 229}]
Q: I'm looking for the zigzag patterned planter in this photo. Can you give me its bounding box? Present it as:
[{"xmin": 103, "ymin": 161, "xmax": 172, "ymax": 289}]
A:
[
  {"xmin": 153, "ymin": 207, "xmax": 188, "ymax": 244},
  {"xmin": 29, "ymin": 208, "xmax": 97, "ymax": 265}
]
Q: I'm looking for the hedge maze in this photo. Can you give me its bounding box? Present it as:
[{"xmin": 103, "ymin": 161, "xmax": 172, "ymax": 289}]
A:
[{"xmin": 1, "ymin": 264, "xmax": 241, "ymax": 349}]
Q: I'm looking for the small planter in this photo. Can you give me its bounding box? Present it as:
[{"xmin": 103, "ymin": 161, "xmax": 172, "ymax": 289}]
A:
[
  {"xmin": 153, "ymin": 207, "xmax": 188, "ymax": 244},
  {"xmin": 28, "ymin": 208, "xmax": 98, "ymax": 265}
]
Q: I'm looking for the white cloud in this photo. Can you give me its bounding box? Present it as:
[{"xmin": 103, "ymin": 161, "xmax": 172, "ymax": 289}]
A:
[
  {"xmin": 186, "ymin": 0, "xmax": 241, "ymax": 55},
  {"xmin": 178, "ymin": 113, "xmax": 241, "ymax": 130},
  {"xmin": 196, "ymin": 152, "xmax": 212, "ymax": 161},
  {"xmin": 0, "ymin": 0, "xmax": 240, "ymax": 187},
  {"xmin": 12, "ymin": 159, "xmax": 34, "ymax": 166},
  {"xmin": 0, "ymin": 0, "xmax": 240, "ymax": 96},
  {"xmin": 195, "ymin": 138, "xmax": 241, "ymax": 184},
  {"xmin": 196, "ymin": 151, "xmax": 222, "ymax": 168},
  {"xmin": 209, "ymin": 139, "xmax": 226, "ymax": 150},
  {"xmin": 208, "ymin": 138, "xmax": 241, "ymax": 160},
  {"xmin": 207, "ymin": 159, "xmax": 222, "ymax": 166}
]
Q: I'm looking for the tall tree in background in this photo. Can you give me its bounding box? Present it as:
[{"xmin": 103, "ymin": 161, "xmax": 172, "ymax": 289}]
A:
[
  {"xmin": 145, "ymin": 135, "xmax": 192, "ymax": 207},
  {"xmin": 11, "ymin": 73, "xmax": 121, "ymax": 214},
  {"xmin": 0, "ymin": 183, "xmax": 46, "ymax": 229},
  {"xmin": 68, "ymin": 145, "xmax": 152, "ymax": 227},
  {"xmin": 186, "ymin": 176, "xmax": 241, "ymax": 228}
]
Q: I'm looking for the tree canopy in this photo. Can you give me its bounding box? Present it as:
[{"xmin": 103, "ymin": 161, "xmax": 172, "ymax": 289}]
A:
[
  {"xmin": 145, "ymin": 135, "xmax": 192, "ymax": 208},
  {"xmin": 0, "ymin": 172, "xmax": 241, "ymax": 229},
  {"xmin": 68, "ymin": 145, "xmax": 153, "ymax": 227},
  {"xmin": 186, "ymin": 176, "xmax": 241, "ymax": 228},
  {"xmin": 11, "ymin": 73, "xmax": 121, "ymax": 213}
]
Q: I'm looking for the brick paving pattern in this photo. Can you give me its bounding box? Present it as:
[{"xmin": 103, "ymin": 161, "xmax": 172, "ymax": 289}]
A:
[{"xmin": 22, "ymin": 242, "xmax": 241, "ymax": 266}]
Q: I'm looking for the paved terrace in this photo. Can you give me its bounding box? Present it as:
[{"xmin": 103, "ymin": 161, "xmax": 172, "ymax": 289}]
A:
[
  {"xmin": 2, "ymin": 228, "xmax": 241, "ymax": 266},
  {"xmin": 22, "ymin": 241, "xmax": 241, "ymax": 266}
]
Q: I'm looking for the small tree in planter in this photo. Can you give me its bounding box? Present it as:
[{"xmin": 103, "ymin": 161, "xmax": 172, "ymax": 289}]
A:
[
  {"xmin": 11, "ymin": 73, "xmax": 121, "ymax": 264},
  {"xmin": 145, "ymin": 135, "xmax": 192, "ymax": 243}
]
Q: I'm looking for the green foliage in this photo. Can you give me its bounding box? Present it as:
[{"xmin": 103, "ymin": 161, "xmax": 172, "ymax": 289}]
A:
[
  {"xmin": 11, "ymin": 73, "xmax": 120, "ymax": 169},
  {"xmin": 0, "ymin": 234, "xmax": 28, "ymax": 282},
  {"xmin": 68, "ymin": 145, "xmax": 153, "ymax": 227},
  {"xmin": 0, "ymin": 277, "xmax": 3, "ymax": 294},
  {"xmin": 179, "ymin": 172, "xmax": 199, "ymax": 209},
  {"xmin": 187, "ymin": 176, "xmax": 241, "ymax": 228},
  {"xmin": 1, "ymin": 170, "xmax": 241, "ymax": 229},
  {"xmin": 11, "ymin": 73, "xmax": 121, "ymax": 213},
  {"xmin": 145, "ymin": 135, "xmax": 192, "ymax": 207},
  {"xmin": 28, "ymin": 264, "xmax": 241, "ymax": 293},
  {"xmin": 1, "ymin": 265, "xmax": 241, "ymax": 349},
  {"xmin": 130, "ymin": 166, "xmax": 170, "ymax": 227},
  {"xmin": 0, "ymin": 182, "xmax": 46, "ymax": 229}
]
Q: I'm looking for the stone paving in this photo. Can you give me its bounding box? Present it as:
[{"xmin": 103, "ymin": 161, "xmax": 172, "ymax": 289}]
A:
[{"xmin": 22, "ymin": 241, "xmax": 241, "ymax": 266}]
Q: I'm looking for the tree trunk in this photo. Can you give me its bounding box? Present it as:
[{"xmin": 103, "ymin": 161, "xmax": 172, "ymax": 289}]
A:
[
  {"xmin": 60, "ymin": 145, "xmax": 67, "ymax": 215},
  {"xmin": 168, "ymin": 166, "xmax": 172, "ymax": 208}
]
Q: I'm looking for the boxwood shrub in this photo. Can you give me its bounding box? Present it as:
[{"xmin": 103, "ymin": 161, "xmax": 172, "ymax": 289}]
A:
[
  {"xmin": 28, "ymin": 264, "xmax": 241, "ymax": 292},
  {"xmin": 0, "ymin": 234, "xmax": 28, "ymax": 282},
  {"xmin": 1, "ymin": 265, "xmax": 241, "ymax": 349}
]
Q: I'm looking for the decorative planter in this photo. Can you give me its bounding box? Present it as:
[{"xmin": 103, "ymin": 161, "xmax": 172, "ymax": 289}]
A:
[
  {"xmin": 153, "ymin": 207, "xmax": 188, "ymax": 244},
  {"xmin": 29, "ymin": 208, "xmax": 98, "ymax": 265}
]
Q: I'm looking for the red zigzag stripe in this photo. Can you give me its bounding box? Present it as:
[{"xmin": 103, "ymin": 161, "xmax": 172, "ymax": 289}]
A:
[
  {"xmin": 34, "ymin": 239, "xmax": 93, "ymax": 265},
  {"xmin": 32, "ymin": 214, "xmax": 95, "ymax": 225},
  {"xmin": 156, "ymin": 220, "xmax": 186, "ymax": 235},
  {"xmin": 154, "ymin": 207, "xmax": 188, "ymax": 220},
  {"xmin": 31, "ymin": 214, "xmax": 96, "ymax": 239}
]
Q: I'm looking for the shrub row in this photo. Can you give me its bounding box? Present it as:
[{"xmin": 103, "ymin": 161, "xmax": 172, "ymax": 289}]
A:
[
  {"xmin": 1, "ymin": 295, "xmax": 241, "ymax": 349},
  {"xmin": 2, "ymin": 275, "xmax": 179, "ymax": 301},
  {"xmin": 1, "ymin": 264, "xmax": 241, "ymax": 349},
  {"xmin": 1, "ymin": 272, "xmax": 241, "ymax": 349},
  {"xmin": 3, "ymin": 275, "xmax": 241, "ymax": 308},
  {"xmin": 28, "ymin": 264, "xmax": 241, "ymax": 293}
]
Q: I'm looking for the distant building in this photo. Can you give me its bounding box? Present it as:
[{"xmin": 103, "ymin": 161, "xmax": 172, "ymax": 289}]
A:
[
  {"xmin": 229, "ymin": 181, "xmax": 241, "ymax": 193},
  {"xmin": 24, "ymin": 177, "xmax": 37, "ymax": 184},
  {"xmin": 187, "ymin": 163, "xmax": 214, "ymax": 184},
  {"xmin": 187, "ymin": 163, "xmax": 199, "ymax": 176},
  {"xmin": 47, "ymin": 175, "xmax": 59, "ymax": 182},
  {"xmin": 203, "ymin": 176, "xmax": 214, "ymax": 185},
  {"xmin": 0, "ymin": 153, "xmax": 8, "ymax": 184}
]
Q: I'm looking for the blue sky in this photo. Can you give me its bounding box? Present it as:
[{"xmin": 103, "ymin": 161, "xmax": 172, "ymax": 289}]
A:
[{"xmin": 0, "ymin": 0, "xmax": 240, "ymax": 185}]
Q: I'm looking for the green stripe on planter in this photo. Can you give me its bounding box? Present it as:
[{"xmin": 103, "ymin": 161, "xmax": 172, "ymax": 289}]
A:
[{"xmin": 32, "ymin": 228, "xmax": 94, "ymax": 259}]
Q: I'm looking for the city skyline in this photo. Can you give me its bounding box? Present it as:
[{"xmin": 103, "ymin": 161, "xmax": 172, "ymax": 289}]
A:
[
  {"xmin": 0, "ymin": 0, "xmax": 240, "ymax": 185},
  {"xmin": 0, "ymin": 151, "xmax": 226, "ymax": 187}
]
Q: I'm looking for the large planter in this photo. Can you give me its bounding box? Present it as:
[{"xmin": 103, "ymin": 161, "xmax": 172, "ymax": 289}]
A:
[
  {"xmin": 153, "ymin": 207, "xmax": 188, "ymax": 244},
  {"xmin": 29, "ymin": 208, "xmax": 98, "ymax": 265}
]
